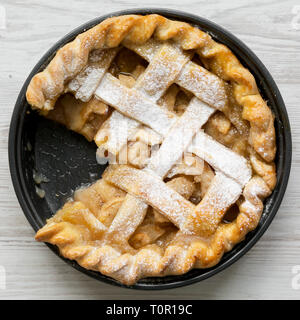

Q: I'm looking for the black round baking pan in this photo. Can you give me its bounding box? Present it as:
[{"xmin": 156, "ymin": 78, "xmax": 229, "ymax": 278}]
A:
[{"xmin": 8, "ymin": 8, "xmax": 292, "ymax": 290}]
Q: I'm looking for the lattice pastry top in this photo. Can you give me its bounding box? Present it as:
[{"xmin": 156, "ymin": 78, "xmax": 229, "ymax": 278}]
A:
[{"xmin": 26, "ymin": 14, "xmax": 277, "ymax": 285}]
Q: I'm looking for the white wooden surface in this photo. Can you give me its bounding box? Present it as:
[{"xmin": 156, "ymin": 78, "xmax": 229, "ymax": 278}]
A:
[{"xmin": 0, "ymin": 0, "xmax": 300, "ymax": 300}]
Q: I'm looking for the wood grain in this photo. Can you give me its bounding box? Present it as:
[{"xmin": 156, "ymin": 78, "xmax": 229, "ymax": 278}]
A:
[{"xmin": 0, "ymin": 0, "xmax": 299, "ymax": 299}]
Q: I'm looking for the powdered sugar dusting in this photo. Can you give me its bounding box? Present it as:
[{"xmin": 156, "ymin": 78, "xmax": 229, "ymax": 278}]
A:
[
  {"xmin": 67, "ymin": 48, "xmax": 118, "ymax": 101},
  {"xmin": 125, "ymin": 38, "xmax": 162, "ymax": 61},
  {"xmin": 126, "ymin": 39, "xmax": 227, "ymax": 111},
  {"xmin": 179, "ymin": 171, "xmax": 242, "ymax": 234},
  {"xmin": 135, "ymin": 43, "xmax": 190, "ymax": 101},
  {"xmin": 95, "ymin": 111, "xmax": 140, "ymax": 155},
  {"xmin": 198, "ymin": 172, "xmax": 241, "ymax": 216},
  {"xmin": 70, "ymin": 66, "xmax": 105, "ymax": 101},
  {"xmin": 108, "ymin": 194, "xmax": 148, "ymax": 240},
  {"xmin": 188, "ymin": 131, "xmax": 252, "ymax": 186},
  {"xmin": 177, "ymin": 61, "xmax": 227, "ymax": 110},
  {"xmin": 104, "ymin": 166, "xmax": 195, "ymax": 229},
  {"xmin": 147, "ymin": 98, "xmax": 214, "ymax": 177},
  {"xmin": 95, "ymin": 73, "xmax": 176, "ymax": 137}
]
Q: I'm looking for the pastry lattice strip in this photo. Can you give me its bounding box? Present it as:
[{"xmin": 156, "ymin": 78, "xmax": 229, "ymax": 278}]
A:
[
  {"xmin": 103, "ymin": 165, "xmax": 242, "ymax": 235},
  {"xmin": 93, "ymin": 43, "xmax": 208, "ymax": 239},
  {"xmin": 95, "ymin": 73, "xmax": 251, "ymax": 184},
  {"xmin": 94, "ymin": 42, "xmax": 192, "ymax": 155},
  {"xmin": 125, "ymin": 39, "xmax": 227, "ymax": 110},
  {"xmin": 73, "ymin": 42, "xmax": 202, "ymax": 239},
  {"xmin": 69, "ymin": 39, "xmax": 251, "ymax": 238},
  {"xmin": 106, "ymin": 97, "xmax": 216, "ymax": 239},
  {"xmin": 99, "ymin": 95, "xmax": 249, "ymax": 237},
  {"xmin": 67, "ymin": 48, "xmax": 119, "ymax": 102},
  {"xmin": 75, "ymin": 40, "xmax": 226, "ymax": 157}
]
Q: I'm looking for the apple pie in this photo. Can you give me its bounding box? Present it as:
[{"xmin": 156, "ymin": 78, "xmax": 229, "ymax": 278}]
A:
[{"xmin": 26, "ymin": 14, "xmax": 276, "ymax": 285}]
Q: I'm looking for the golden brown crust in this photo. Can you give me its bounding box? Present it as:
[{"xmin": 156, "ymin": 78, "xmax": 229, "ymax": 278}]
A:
[{"xmin": 28, "ymin": 14, "xmax": 277, "ymax": 285}]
